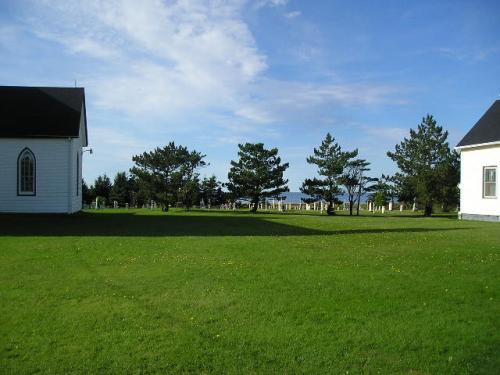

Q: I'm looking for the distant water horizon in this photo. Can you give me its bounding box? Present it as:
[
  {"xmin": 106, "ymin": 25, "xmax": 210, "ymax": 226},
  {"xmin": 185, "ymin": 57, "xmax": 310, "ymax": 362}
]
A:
[{"xmin": 266, "ymin": 192, "xmax": 370, "ymax": 203}]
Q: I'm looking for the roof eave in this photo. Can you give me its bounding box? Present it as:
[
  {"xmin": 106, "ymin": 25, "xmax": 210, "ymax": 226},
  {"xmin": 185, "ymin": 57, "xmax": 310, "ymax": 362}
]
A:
[
  {"xmin": 82, "ymin": 97, "xmax": 88, "ymax": 147},
  {"xmin": 455, "ymin": 140, "xmax": 500, "ymax": 152}
]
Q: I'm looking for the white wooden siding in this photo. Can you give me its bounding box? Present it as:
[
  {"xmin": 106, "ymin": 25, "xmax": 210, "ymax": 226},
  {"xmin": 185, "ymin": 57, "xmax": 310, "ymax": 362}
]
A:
[
  {"xmin": 0, "ymin": 137, "xmax": 83, "ymax": 213},
  {"xmin": 69, "ymin": 120, "xmax": 85, "ymax": 212},
  {"xmin": 459, "ymin": 144, "xmax": 500, "ymax": 217}
]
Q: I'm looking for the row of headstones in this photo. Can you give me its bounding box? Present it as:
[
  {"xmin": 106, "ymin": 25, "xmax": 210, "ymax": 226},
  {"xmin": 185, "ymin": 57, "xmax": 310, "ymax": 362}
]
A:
[
  {"xmin": 242, "ymin": 201, "xmax": 329, "ymax": 211},
  {"xmin": 92, "ymin": 198, "xmax": 417, "ymax": 213},
  {"xmin": 221, "ymin": 203, "xmax": 237, "ymax": 210},
  {"xmin": 93, "ymin": 198, "xmax": 158, "ymax": 209},
  {"xmin": 216, "ymin": 202, "xmax": 317, "ymax": 211},
  {"xmin": 367, "ymin": 201, "xmax": 417, "ymax": 213}
]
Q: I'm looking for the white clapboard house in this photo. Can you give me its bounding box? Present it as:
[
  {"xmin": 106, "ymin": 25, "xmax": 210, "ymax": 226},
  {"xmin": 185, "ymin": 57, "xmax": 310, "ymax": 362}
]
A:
[
  {"xmin": 0, "ymin": 86, "xmax": 88, "ymax": 213},
  {"xmin": 456, "ymin": 100, "xmax": 499, "ymax": 221}
]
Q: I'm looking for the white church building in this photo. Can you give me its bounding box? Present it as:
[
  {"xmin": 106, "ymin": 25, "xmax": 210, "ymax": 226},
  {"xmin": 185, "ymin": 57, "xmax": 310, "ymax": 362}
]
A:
[
  {"xmin": 0, "ymin": 86, "xmax": 88, "ymax": 213},
  {"xmin": 456, "ymin": 100, "xmax": 499, "ymax": 221}
]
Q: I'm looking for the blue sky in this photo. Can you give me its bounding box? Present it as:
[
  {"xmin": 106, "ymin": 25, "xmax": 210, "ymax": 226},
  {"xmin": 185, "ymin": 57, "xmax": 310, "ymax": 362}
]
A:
[{"xmin": 1, "ymin": 0, "xmax": 499, "ymax": 190}]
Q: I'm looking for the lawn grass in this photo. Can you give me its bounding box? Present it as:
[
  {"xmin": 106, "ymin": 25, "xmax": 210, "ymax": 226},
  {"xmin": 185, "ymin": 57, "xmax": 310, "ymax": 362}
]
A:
[{"xmin": 0, "ymin": 209, "xmax": 499, "ymax": 374}]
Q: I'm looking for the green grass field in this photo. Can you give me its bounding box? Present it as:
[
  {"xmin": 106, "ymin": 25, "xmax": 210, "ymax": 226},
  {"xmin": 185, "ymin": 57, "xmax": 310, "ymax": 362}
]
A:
[{"xmin": 0, "ymin": 209, "xmax": 499, "ymax": 374}]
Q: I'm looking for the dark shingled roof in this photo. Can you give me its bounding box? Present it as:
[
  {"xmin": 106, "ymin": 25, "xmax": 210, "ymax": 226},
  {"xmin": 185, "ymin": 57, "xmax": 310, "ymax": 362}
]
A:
[
  {"xmin": 457, "ymin": 100, "xmax": 500, "ymax": 147},
  {"xmin": 0, "ymin": 86, "xmax": 87, "ymax": 146}
]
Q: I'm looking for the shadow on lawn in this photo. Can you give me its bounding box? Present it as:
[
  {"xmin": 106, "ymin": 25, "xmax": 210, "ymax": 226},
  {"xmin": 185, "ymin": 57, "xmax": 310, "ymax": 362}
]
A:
[{"xmin": 0, "ymin": 211, "xmax": 470, "ymax": 237}]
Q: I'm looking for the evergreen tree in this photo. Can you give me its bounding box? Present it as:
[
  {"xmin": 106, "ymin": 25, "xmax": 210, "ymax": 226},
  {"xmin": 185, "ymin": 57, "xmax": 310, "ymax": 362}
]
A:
[
  {"xmin": 392, "ymin": 172, "xmax": 416, "ymax": 206},
  {"xmin": 93, "ymin": 174, "xmax": 112, "ymax": 205},
  {"xmin": 82, "ymin": 179, "xmax": 94, "ymax": 206},
  {"xmin": 214, "ymin": 186, "xmax": 227, "ymax": 206},
  {"xmin": 301, "ymin": 133, "xmax": 357, "ymax": 215},
  {"xmin": 130, "ymin": 143, "xmax": 206, "ymax": 211},
  {"xmin": 227, "ymin": 143, "xmax": 289, "ymax": 213},
  {"xmin": 178, "ymin": 175, "xmax": 200, "ymax": 209},
  {"xmin": 387, "ymin": 115, "xmax": 460, "ymax": 216},
  {"xmin": 200, "ymin": 175, "xmax": 222, "ymax": 208},
  {"xmin": 339, "ymin": 158, "xmax": 374, "ymax": 216},
  {"xmin": 128, "ymin": 175, "xmax": 150, "ymax": 207},
  {"xmin": 177, "ymin": 150, "xmax": 206, "ymax": 209},
  {"xmin": 369, "ymin": 176, "xmax": 390, "ymax": 208},
  {"xmin": 110, "ymin": 172, "xmax": 133, "ymax": 205}
]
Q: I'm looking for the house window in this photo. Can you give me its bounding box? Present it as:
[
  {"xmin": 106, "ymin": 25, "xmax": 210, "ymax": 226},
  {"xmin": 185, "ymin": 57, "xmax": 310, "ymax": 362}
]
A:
[
  {"xmin": 483, "ymin": 166, "xmax": 497, "ymax": 198},
  {"xmin": 17, "ymin": 148, "xmax": 36, "ymax": 195},
  {"xmin": 76, "ymin": 153, "xmax": 79, "ymax": 196}
]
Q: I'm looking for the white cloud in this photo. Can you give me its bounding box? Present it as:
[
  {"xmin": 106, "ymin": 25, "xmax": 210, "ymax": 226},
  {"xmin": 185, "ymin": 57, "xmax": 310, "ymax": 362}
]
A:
[
  {"xmin": 23, "ymin": 0, "xmax": 407, "ymax": 135},
  {"xmin": 254, "ymin": 0, "xmax": 289, "ymax": 9},
  {"xmin": 28, "ymin": 0, "xmax": 267, "ymax": 112},
  {"xmin": 284, "ymin": 11, "xmax": 301, "ymax": 19},
  {"xmin": 361, "ymin": 125, "xmax": 409, "ymax": 143}
]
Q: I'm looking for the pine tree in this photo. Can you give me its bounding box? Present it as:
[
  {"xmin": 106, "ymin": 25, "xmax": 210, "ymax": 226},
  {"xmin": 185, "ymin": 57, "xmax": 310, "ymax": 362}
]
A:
[
  {"xmin": 200, "ymin": 175, "xmax": 222, "ymax": 208},
  {"xmin": 227, "ymin": 143, "xmax": 289, "ymax": 213},
  {"xmin": 340, "ymin": 158, "xmax": 374, "ymax": 215},
  {"xmin": 110, "ymin": 172, "xmax": 133, "ymax": 206},
  {"xmin": 387, "ymin": 115, "xmax": 460, "ymax": 216},
  {"xmin": 130, "ymin": 142, "xmax": 206, "ymax": 211},
  {"xmin": 93, "ymin": 174, "xmax": 112, "ymax": 205},
  {"xmin": 301, "ymin": 133, "xmax": 357, "ymax": 215}
]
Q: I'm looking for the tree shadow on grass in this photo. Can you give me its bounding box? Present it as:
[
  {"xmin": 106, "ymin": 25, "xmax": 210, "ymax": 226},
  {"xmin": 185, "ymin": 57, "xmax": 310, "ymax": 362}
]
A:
[
  {"xmin": 194, "ymin": 209, "xmax": 459, "ymax": 220},
  {"xmin": 0, "ymin": 211, "xmax": 472, "ymax": 237}
]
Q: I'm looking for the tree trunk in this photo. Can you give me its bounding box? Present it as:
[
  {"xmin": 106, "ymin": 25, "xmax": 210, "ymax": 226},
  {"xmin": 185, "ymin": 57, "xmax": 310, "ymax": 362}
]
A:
[
  {"xmin": 424, "ymin": 203, "xmax": 432, "ymax": 216},
  {"xmin": 327, "ymin": 201, "xmax": 335, "ymax": 216},
  {"xmin": 251, "ymin": 197, "xmax": 259, "ymax": 213},
  {"xmin": 356, "ymin": 182, "xmax": 362, "ymax": 216},
  {"xmin": 349, "ymin": 199, "xmax": 354, "ymax": 216}
]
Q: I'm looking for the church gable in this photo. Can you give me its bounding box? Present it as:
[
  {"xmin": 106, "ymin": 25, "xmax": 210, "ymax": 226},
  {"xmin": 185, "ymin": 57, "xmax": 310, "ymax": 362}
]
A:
[{"xmin": 0, "ymin": 86, "xmax": 87, "ymax": 146}]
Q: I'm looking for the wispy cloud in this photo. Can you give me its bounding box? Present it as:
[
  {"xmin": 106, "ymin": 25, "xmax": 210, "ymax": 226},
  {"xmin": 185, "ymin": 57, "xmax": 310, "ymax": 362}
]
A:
[
  {"xmin": 254, "ymin": 0, "xmax": 289, "ymax": 9},
  {"xmin": 20, "ymin": 0, "xmax": 406, "ymax": 128},
  {"xmin": 419, "ymin": 46, "xmax": 500, "ymax": 62},
  {"xmin": 284, "ymin": 11, "xmax": 301, "ymax": 19},
  {"xmin": 10, "ymin": 0, "xmax": 411, "ymax": 186}
]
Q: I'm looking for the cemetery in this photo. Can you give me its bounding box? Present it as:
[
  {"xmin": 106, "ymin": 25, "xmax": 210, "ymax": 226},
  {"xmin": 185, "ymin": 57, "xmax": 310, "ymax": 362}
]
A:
[
  {"xmin": 1, "ymin": 1, "xmax": 498, "ymax": 374},
  {"xmin": 1, "ymin": 208, "xmax": 498, "ymax": 373}
]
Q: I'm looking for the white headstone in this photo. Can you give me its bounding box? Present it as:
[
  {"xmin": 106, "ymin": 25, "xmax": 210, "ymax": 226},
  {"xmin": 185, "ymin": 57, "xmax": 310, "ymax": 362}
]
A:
[
  {"xmin": 125, "ymin": 203, "xmax": 129, "ymax": 209},
  {"xmin": 412, "ymin": 202, "xmax": 417, "ymax": 211},
  {"xmin": 400, "ymin": 204, "xmax": 404, "ymax": 211},
  {"xmin": 382, "ymin": 206, "xmax": 385, "ymax": 214},
  {"xmin": 389, "ymin": 201, "xmax": 393, "ymax": 211}
]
